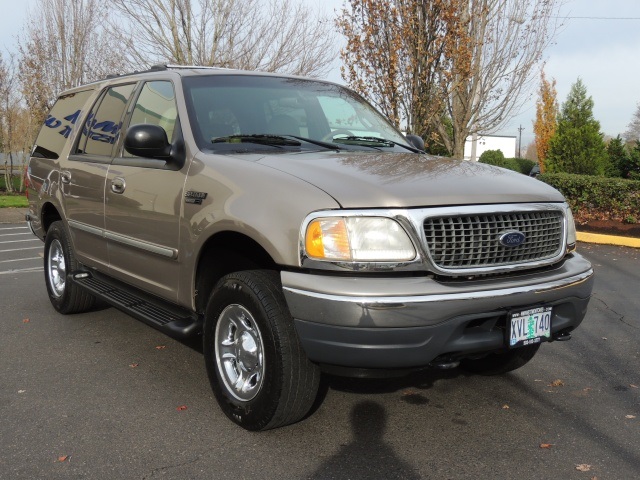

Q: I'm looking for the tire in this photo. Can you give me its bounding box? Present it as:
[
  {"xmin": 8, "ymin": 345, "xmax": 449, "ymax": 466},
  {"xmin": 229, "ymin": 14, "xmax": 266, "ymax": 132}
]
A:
[
  {"xmin": 460, "ymin": 343, "xmax": 541, "ymax": 376},
  {"xmin": 203, "ymin": 270, "xmax": 320, "ymax": 431},
  {"xmin": 44, "ymin": 220, "xmax": 95, "ymax": 314}
]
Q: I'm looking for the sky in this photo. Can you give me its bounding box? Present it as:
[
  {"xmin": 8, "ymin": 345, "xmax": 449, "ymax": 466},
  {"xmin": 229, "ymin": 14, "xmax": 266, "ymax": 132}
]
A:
[{"xmin": 2, "ymin": 0, "xmax": 640, "ymax": 148}]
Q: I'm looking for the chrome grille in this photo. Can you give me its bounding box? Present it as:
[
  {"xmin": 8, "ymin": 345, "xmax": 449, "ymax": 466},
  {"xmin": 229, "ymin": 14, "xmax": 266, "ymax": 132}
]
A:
[{"xmin": 423, "ymin": 211, "xmax": 563, "ymax": 270}]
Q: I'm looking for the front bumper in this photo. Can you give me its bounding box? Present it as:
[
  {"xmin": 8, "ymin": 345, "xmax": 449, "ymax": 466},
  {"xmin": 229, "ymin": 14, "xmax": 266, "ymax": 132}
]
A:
[{"xmin": 282, "ymin": 253, "xmax": 594, "ymax": 369}]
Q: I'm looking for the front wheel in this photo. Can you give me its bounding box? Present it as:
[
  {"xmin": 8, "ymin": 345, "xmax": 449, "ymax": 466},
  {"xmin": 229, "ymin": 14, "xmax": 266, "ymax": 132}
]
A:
[
  {"xmin": 44, "ymin": 221, "xmax": 95, "ymax": 314},
  {"xmin": 460, "ymin": 343, "xmax": 541, "ymax": 376},
  {"xmin": 203, "ymin": 270, "xmax": 320, "ymax": 431}
]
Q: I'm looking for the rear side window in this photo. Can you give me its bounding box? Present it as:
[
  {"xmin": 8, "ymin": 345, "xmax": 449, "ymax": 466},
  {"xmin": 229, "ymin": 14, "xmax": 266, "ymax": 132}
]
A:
[
  {"xmin": 77, "ymin": 83, "xmax": 136, "ymax": 157},
  {"xmin": 31, "ymin": 89, "xmax": 94, "ymax": 159}
]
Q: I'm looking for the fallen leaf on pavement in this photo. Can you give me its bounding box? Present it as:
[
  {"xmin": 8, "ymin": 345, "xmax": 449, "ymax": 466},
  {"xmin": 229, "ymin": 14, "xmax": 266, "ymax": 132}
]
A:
[
  {"xmin": 575, "ymin": 464, "xmax": 592, "ymax": 472},
  {"xmin": 630, "ymin": 384, "xmax": 638, "ymax": 389},
  {"xmin": 23, "ymin": 318, "xmax": 30, "ymax": 323},
  {"xmin": 129, "ymin": 363, "xmax": 139, "ymax": 368},
  {"xmin": 539, "ymin": 443, "xmax": 553, "ymax": 449},
  {"xmin": 155, "ymin": 345, "xmax": 166, "ymax": 350},
  {"xmin": 58, "ymin": 455, "xmax": 69, "ymax": 462},
  {"xmin": 502, "ymin": 404, "xmax": 510, "ymax": 409},
  {"xmin": 549, "ymin": 379, "xmax": 564, "ymax": 387},
  {"xmin": 176, "ymin": 405, "xmax": 188, "ymax": 411},
  {"xmin": 625, "ymin": 415, "xmax": 636, "ymax": 419},
  {"xmin": 602, "ymin": 337, "xmax": 607, "ymax": 340},
  {"xmin": 18, "ymin": 390, "xmax": 26, "ymax": 394}
]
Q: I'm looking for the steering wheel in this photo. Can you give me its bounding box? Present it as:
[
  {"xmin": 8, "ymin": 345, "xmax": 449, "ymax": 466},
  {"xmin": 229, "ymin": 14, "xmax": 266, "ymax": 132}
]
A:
[{"xmin": 321, "ymin": 129, "xmax": 355, "ymax": 142}]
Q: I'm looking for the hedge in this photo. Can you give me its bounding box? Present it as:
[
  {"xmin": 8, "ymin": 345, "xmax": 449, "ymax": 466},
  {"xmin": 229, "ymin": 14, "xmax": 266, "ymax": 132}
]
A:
[
  {"xmin": 478, "ymin": 153, "xmax": 536, "ymax": 175},
  {"xmin": 538, "ymin": 173, "xmax": 640, "ymax": 224}
]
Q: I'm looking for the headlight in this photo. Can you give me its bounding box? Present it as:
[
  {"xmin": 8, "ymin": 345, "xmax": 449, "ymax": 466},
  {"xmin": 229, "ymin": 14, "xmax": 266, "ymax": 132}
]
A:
[
  {"xmin": 566, "ymin": 206, "xmax": 577, "ymax": 252},
  {"xmin": 305, "ymin": 217, "xmax": 416, "ymax": 262}
]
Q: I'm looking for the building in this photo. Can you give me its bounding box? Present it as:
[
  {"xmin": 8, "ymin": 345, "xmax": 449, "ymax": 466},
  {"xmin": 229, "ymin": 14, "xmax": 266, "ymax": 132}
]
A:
[{"xmin": 464, "ymin": 134, "xmax": 517, "ymax": 161}]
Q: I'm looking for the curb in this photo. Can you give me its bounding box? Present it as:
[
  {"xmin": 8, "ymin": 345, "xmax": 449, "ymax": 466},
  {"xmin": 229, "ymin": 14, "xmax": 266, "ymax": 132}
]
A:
[
  {"xmin": 0, "ymin": 208, "xmax": 29, "ymax": 224},
  {"xmin": 577, "ymin": 231, "xmax": 640, "ymax": 249}
]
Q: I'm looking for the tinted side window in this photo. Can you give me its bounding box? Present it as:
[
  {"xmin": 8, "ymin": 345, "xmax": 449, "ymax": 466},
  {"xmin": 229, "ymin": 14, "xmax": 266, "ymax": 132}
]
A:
[
  {"xmin": 77, "ymin": 84, "xmax": 136, "ymax": 157},
  {"xmin": 128, "ymin": 81, "xmax": 178, "ymax": 142},
  {"xmin": 32, "ymin": 90, "xmax": 94, "ymax": 159}
]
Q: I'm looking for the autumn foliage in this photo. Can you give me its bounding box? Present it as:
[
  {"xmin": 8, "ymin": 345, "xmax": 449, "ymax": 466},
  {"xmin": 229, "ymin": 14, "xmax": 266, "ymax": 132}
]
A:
[
  {"xmin": 337, "ymin": 0, "xmax": 470, "ymax": 153},
  {"xmin": 533, "ymin": 71, "xmax": 558, "ymax": 173},
  {"xmin": 337, "ymin": 0, "xmax": 562, "ymax": 159}
]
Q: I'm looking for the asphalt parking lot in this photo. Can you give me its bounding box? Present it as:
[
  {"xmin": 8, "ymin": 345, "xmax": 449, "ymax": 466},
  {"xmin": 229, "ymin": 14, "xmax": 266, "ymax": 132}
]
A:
[{"xmin": 1, "ymin": 222, "xmax": 638, "ymax": 479}]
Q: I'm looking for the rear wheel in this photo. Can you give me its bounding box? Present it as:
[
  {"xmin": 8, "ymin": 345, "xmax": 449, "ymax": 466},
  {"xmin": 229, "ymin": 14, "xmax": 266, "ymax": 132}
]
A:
[
  {"xmin": 44, "ymin": 221, "xmax": 95, "ymax": 314},
  {"xmin": 203, "ymin": 270, "xmax": 320, "ymax": 431},
  {"xmin": 460, "ymin": 344, "xmax": 541, "ymax": 375}
]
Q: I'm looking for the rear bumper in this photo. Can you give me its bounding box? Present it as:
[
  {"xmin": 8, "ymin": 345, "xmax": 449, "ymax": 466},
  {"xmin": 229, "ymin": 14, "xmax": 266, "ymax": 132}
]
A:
[{"xmin": 281, "ymin": 254, "xmax": 594, "ymax": 369}]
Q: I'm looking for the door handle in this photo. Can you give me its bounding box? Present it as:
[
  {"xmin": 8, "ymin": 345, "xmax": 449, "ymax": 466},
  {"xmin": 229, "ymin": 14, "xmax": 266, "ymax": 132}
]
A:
[
  {"xmin": 111, "ymin": 177, "xmax": 126, "ymax": 194},
  {"xmin": 60, "ymin": 171, "xmax": 71, "ymax": 184}
]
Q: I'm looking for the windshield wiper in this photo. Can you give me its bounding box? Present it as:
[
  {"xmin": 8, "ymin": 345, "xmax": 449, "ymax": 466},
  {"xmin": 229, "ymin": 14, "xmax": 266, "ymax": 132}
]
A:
[
  {"xmin": 335, "ymin": 136, "xmax": 421, "ymax": 153},
  {"xmin": 281, "ymin": 135, "xmax": 345, "ymax": 151},
  {"xmin": 212, "ymin": 133, "xmax": 347, "ymax": 152},
  {"xmin": 212, "ymin": 134, "xmax": 301, "ymax": 147}
]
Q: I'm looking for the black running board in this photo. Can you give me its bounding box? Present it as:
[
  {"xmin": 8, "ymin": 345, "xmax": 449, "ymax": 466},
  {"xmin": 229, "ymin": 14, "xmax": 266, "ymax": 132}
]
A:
[{"xmin": 72, "ymin": 271, "xmax": 202, "ymax": 339}]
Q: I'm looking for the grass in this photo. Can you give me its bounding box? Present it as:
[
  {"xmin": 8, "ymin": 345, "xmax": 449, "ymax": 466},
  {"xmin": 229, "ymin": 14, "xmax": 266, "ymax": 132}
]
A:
[{"xmin": 0, "ymin": 194, "xmax": 28, "ymax": 208}]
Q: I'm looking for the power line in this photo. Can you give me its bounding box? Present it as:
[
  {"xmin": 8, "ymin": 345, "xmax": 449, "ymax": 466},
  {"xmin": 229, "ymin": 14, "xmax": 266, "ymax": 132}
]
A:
[{"xmin": 558, "ymin": 16, "xmax": 640, "ymax": 20}]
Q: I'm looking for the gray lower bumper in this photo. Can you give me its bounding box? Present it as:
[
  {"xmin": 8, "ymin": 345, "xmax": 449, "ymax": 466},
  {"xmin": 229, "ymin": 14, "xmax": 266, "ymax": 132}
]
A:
[{"xmin": 281, "ymin": 254, "xmax": 594, "ymax": 369}]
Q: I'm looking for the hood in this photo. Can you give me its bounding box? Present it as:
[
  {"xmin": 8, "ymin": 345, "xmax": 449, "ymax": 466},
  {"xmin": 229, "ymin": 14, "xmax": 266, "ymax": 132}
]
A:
[{"xmin": 257, "ymin": 152, "xmax": 564, "ymax": 208}]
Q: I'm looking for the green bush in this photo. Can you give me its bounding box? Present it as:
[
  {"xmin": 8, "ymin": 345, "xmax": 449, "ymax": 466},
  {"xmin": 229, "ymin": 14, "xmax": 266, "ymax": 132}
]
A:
[
  {"xmin": 479, "ymin": 149, "xmax": 505, "ymax": 164},
  {"xmin": 478, "ymin": 150, "xmax": 521, "ymax": 172},
  {"xmin": 0, "ymin": 174, "xmax": 25, "ymax": 193},
  {"xmin": 539, "ymin": 172, "xmax": 640, "ymax": 224},
  {"xmin": 512, "ymin": 158, "xmax": 536, "ymax": 175}
]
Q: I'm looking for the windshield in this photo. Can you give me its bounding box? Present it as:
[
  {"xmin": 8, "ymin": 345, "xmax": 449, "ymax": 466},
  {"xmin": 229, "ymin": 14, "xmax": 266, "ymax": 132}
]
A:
[{"xmin": 181, "ymin": 75, "xmax": 413, "ymax": 153}]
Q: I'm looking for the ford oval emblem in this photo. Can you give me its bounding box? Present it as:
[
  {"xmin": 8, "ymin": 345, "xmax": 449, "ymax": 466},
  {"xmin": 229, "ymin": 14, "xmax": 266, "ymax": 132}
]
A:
[{"xmin": 498, "ymin": 231, "xmax": 526, "ymax": 247}]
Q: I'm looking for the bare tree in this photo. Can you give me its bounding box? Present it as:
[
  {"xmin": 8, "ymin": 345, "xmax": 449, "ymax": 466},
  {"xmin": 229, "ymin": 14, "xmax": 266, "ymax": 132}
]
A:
[
  {"xmin": 17, "ymin": 0, "xmax": 127, "ymax": 121},
  {"xmin": 109, "ymin": 0, "xmax": 337, "ymax": 77},
  {"xmin": 1, "ymin": 54, "xmax": 19, "ymax": 193},
  {"xmin": 0, "ymin": 53, "xmax": 37, "ymax": 194},
  {"xmin": 444, "ymin": 0, "xmax": 563, "ymax": 159},
  {"xmin": 625, "ymin": 102, "xmax": 640, "ymax": 142},
  {"xmin": 337, "ymin": 0, "xmax": 563, "ymax": 158}
]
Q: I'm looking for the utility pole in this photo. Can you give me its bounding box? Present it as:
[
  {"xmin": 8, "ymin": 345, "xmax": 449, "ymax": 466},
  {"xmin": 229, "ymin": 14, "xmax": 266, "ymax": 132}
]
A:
[{"xmin": 517, "ymin": 125, "xmax": 524, "ymax": 158}]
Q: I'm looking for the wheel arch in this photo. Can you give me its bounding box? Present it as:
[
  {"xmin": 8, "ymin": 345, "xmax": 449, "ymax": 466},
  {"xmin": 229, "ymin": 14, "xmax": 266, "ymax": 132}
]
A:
[
  {"xmin": 41, "ymin": 202, "xmax": 63, "ymax": 233},
  {"xmin": 194, "ymin": 231, "xmax": 279, "ymax": 314}
]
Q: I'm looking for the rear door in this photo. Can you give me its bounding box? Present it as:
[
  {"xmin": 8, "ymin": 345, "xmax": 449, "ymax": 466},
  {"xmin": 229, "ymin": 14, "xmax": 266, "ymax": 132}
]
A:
[
  {"xmin": 64, "ymin": 83, "xmax": 137, "ymax": 268},
  {"xmin": 104, "ymin": 80, "xmax": 187, "ymax": 302}
]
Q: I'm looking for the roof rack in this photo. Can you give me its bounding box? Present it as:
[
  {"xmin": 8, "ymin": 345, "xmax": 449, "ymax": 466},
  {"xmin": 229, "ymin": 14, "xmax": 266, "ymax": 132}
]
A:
[
  {"xmin": 103, "ymin": 64, "xmax": 227, "ymax": 80},
  {"xmin": 164, "ymin": 64, "xmax": 228, "ymax": 70}
]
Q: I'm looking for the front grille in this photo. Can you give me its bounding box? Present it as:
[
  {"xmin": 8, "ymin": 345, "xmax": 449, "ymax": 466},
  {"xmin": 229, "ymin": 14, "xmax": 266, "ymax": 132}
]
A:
[{"xmin": 423, "ymin": 211, "xmax": 563, "ymax": 270}]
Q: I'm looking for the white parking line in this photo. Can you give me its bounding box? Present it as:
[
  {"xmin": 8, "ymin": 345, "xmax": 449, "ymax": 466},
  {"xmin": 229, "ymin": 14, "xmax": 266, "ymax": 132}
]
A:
[
  {"xmin": 0, "ymin": 257, "xmax": 41, "ymax": 264},
  {"xmin": 0, "ymin": 267, "xmax": 43, "ymax": 275},
  {"xmin": 0, "ymin": 238, "xmax": 41, "ymax": 244},
  {"xmin": 0, "ymin": 232, "xmax": 34, "ymax": 237},
  {"xmin": 0, "ymin": 227, "xmax": 29, "ymax": 231},
  {"xmin": 0, "ymin": 246, "xmax": 42, "ymax": 253}
]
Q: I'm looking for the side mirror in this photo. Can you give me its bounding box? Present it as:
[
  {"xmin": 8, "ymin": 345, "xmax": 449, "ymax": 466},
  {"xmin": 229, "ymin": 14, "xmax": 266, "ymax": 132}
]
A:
[
  {"xmin": 405, "ymin": 134, "xmax": 425, "ymax": 151},
  {"xmin": 124, "ymin": 124, "xmax": 172, "ymax": 158}
]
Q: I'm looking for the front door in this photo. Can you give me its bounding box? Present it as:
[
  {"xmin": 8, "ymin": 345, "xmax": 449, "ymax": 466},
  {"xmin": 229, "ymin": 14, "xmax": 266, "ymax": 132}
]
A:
[{"xmin": 104, "ymin": 81, "xmax": 187, "ymax": 302}]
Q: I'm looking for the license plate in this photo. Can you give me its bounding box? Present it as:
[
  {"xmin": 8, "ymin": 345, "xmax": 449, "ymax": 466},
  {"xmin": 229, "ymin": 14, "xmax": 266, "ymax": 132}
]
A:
[{"xmin": 508, "ymin": 306, "xmax": 552, "ymax": 348}]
